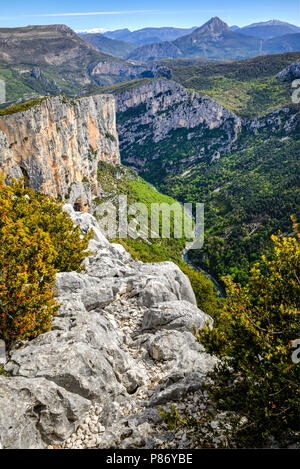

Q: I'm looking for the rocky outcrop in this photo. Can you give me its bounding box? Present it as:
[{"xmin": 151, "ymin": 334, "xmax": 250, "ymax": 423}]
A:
[
  {"xmin": 277, "ymin": 62, "xmax": 300, "ymax": 80},
  {"xmin": 0, "ymin": 376, "xmax": 90, "ymax": 449},
  {"xmin": 0, "ymin": 94, "xmax": 120, "ymax": 207},
  {"xmin": 30, "ymin": 66, "xmax": 61, "ymax": 94},
  {"xmin": 244, "ymin": 106, "xmax": 300, "ymax": 135},
  {"xmin": 0, "ymin": 206, "xmax": 216, "ymax": 449}
]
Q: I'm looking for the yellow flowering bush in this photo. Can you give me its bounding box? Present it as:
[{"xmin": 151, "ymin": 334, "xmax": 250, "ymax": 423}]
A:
[{"xmin": 0, "ymin": 177, "xmax": 92, "ymax": 345}]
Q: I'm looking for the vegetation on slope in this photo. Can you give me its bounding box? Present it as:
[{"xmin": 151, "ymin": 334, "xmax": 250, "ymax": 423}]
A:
[
  {"xmin": 163, "ymin": 221, "xmax": 300, "ymax": 447},
  {"xmin": 163, "ymin": 128, "xmax": 300, "ymax": 284},
  {"xmin": 0, "ymin": 97, "xmax": 47, "ymax": 116},
  {"xmin": 165, "ymin": 52, "xmax": 300, "ymax": 117},
  {"xmin": 96, "ymin": 161, "xmax": 222, "ymax": 316}
]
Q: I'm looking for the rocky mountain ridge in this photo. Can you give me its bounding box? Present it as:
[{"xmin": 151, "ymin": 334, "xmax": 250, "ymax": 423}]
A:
[
  {"xmin": 103, "ymin": 78, "xmax": 242, "ymax": 180},
  {"xmin": 0, "ymin": 206, "xmax": 217, "ymax": 449}
]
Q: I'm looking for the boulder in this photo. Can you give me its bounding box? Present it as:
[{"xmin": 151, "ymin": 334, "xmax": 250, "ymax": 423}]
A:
[
  {"xmin": 128, "ymin": 262, "xmax": 197, "ymax": 307},
  {"xmin": 0, "ymin": 376, "xmax": 90, "ymax": 449},
  {"xmin": 4, "ymin": 312, "xmax": 146, "ymax": 400},
  {"xmin": 277, "ymin": 62, "xmax": 300, "ymax": 81},
  {"xmin": 142, "ymin": 300, "xmax": 212, "ymax": 333}
]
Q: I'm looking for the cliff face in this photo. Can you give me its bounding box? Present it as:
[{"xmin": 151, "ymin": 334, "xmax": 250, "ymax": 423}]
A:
[
  {"xmin": 0, "ymin": 94, "xmax": 120, "ymax": 209},
  {"xmin": 111, "ymin": 79, "xmax": 241, "ymax": 181}
]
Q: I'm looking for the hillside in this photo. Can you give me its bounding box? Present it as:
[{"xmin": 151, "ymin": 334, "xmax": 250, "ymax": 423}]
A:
[
  {"xmin": 163, "ymin": 113, "xmax": 300, "ymax": 283},
  {"xmin": 238, "ymin": 20, "xmax": 300, "ymax": 40},
  {"xmin": 78, "ymin": 33, "xmax": 136, "ymax": 58},
  {"xmin": 94, "ymin": 73, "xmax": 300, "ymax": 284},
  {"xmin": 95, "ymin": 161, "xmax": 221, "ymax": 315},
  {"xmin": 163, "ymin": 51, "xmax": 300, "ymax": 118},
  {"xmin": 0, "ymin": 24, "xmax": 154, "ymax": 105},
  {"xmin": 263, "ymin": 33, "xmax": 300, "ymax": 54}
]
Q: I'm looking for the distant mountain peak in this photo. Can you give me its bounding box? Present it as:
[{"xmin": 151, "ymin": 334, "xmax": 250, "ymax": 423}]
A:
[
  {"xmin": 195, "ymin": 17, "xmax": 230, "ymax": 34},
  {"xmin": 247, "ymin": 19, "xmax": 293, "ymax": 28},
  {"xmin": 239, "ymin": 19, "xmax": 300, "ymax": 40}
]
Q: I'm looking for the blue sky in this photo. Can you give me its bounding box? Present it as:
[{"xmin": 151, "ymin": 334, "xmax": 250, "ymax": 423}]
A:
[{"xmin": 1, "ymin": 0, "xmax": 299, "ymax": 31}]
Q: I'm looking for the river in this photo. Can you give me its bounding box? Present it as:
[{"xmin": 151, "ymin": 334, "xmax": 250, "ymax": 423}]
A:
[{"xmin": 149, "ymin": 181, "xmax": 226, "ymax": 298}]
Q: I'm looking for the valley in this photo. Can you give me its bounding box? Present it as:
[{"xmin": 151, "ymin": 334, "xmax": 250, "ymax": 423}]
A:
[
  {"xmin": 0, "ymin": 29, "xmax": 299, "ymax": 287},
  {"xmin": 91, "ymin": 57, "xmax": 299, "ymax": 284}
]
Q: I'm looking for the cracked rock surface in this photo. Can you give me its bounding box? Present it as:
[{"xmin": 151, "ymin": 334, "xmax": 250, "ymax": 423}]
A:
[{"xmin": 0, "ymin": 205, "xmax": 217, "ymax": 449}]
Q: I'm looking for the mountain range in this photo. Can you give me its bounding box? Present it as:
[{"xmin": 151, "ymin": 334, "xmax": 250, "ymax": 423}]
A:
[
  {"xmin": 77, "ymin": 18, "xmax": 300, "ymax": 62},
  {"xmin": 126, "ymin": 17, "xmax": 300, "ymax": 61},
  {"xmin": 103, "ymin": 26, "xmax": 198, "ymax": 46},
  {"xmin": 1, "ymin": 19, "xmax": 300, "ymax": 106}
]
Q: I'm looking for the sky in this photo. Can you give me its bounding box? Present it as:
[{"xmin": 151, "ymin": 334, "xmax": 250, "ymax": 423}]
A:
[{"xmin": 0, "ymin": 0, "xmax": 299, "ymax": 31}]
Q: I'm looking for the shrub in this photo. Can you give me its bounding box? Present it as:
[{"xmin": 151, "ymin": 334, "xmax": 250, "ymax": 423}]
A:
[
  {"xmin": 0, "ymin": 177, "xmax": 92, "ymax": 345},
  {"xmin": 197, "ymin": 217, "xmax": 300, "ymax": 447}
]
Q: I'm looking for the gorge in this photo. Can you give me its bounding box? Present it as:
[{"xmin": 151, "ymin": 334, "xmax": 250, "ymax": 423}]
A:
[{"xmin": 0, "ymin": 27, "xmax": 299, "ymax": 447}]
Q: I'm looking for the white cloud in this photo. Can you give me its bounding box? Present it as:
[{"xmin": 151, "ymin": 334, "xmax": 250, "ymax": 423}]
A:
[
  {"xmin": 76, "ymin": 28, "xmax": 107, "ymax": 34},
  {"xmin": 31, "ymin": 10, "xmax": 159, "ymax": 18}
]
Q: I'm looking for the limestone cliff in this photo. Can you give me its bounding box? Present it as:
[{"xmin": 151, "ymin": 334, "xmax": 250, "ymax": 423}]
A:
[
  {"xmin": 0, "ymin": 94, "xmax": 120, "ymax": 209},
  {"xmin": 102, "ymin": 78, "xmax": 298, "ymax": 186},
  {"xmin": 108, "ymin": 78, "xmax": 242, "ymax": 181}
]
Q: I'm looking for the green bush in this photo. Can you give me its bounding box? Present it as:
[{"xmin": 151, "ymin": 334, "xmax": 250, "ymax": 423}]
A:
[
  {"xmin": 161, "ymin": 220, "xmax": 299, "ymax": 447},
  {"xmin": 196, "ymin": 218, "xmax": 300, "ymax": 447},
  {"xmin": 0, "ymin": 177, "xmax": 92, "ymax": 346}
]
